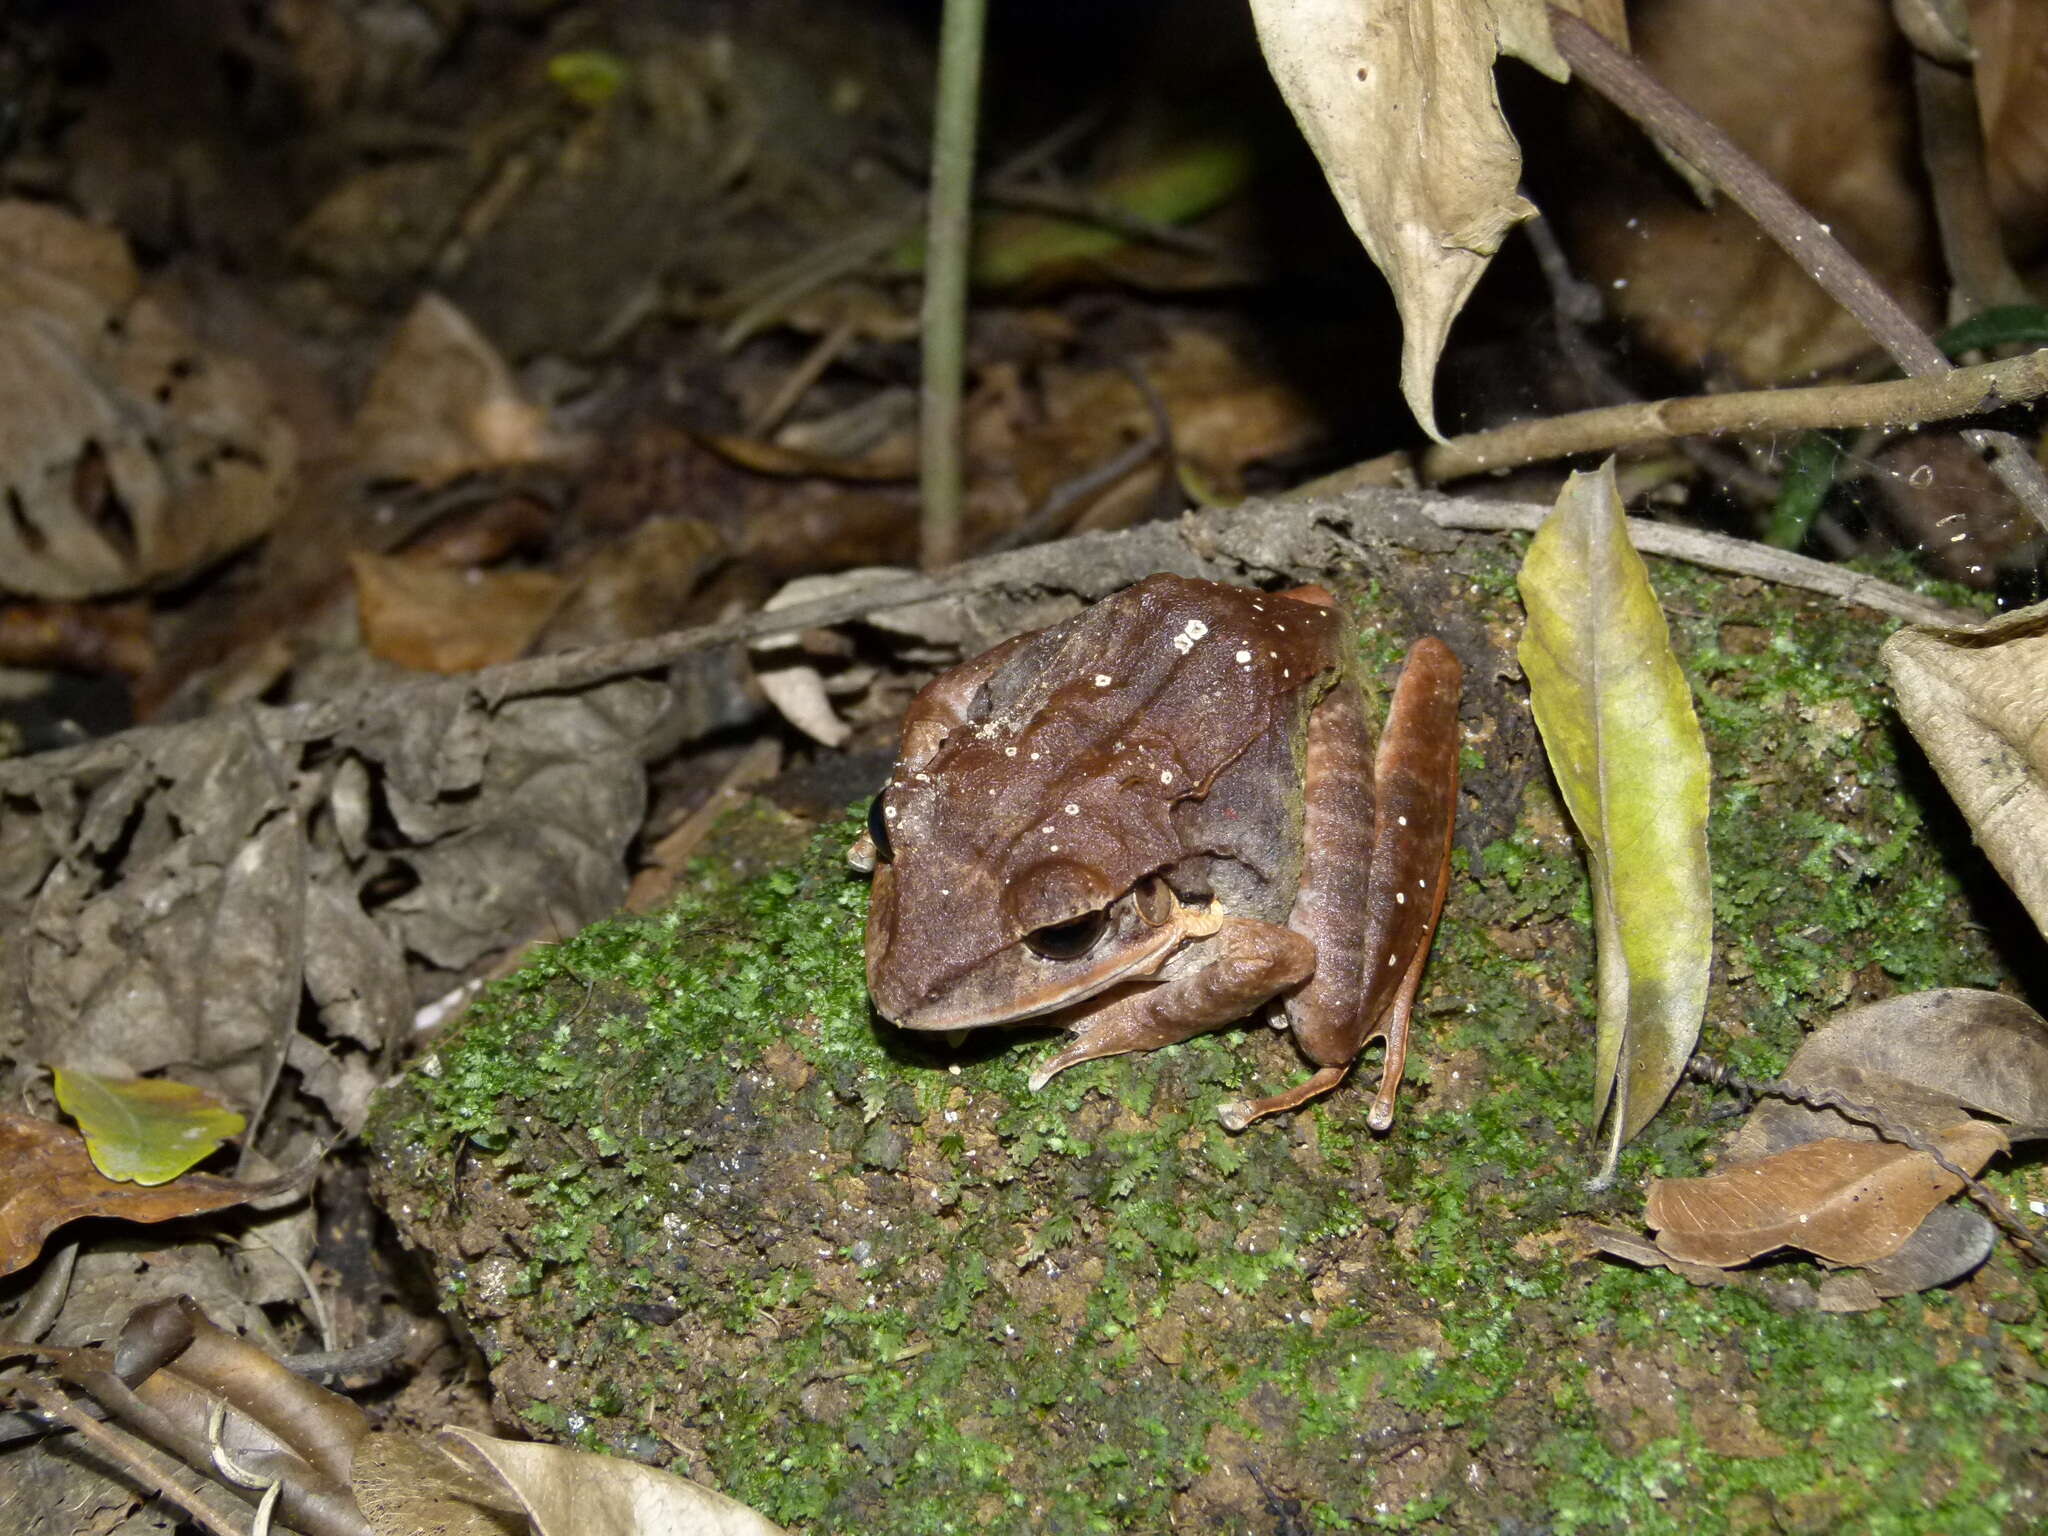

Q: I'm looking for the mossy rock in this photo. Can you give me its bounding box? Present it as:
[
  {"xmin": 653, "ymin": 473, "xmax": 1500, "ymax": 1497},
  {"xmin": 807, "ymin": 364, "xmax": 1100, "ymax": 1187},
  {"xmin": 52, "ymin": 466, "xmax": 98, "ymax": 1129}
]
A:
[{"xmin": 369, "ymin": 546, "xmax": 2048, "ymax": 1534}]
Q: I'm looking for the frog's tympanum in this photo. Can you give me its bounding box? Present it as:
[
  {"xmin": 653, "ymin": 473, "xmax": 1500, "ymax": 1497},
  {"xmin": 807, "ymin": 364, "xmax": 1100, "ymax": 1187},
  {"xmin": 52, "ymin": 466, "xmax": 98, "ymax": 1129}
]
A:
[{"xmin": 849, "ymin": 574, "xmax": 1462, "ymax": 1131}]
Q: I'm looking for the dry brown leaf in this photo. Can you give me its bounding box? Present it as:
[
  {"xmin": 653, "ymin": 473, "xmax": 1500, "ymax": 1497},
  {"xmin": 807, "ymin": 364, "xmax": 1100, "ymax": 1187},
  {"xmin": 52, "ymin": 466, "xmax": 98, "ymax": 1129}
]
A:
[
  {"xmin": 0, "ymin": 200, "xmax": 296, "ymax": 598},
  {"xmin": 533, "ymin": 516, "xmax": 726, "ymax": 653},
  {"xmin": 1885, "ymin": 606, "xmax": 2048, "ymax": 938},
  {"xmin": 1017, "ymin": 326, "xmax": 1322, "ymax": 509},
  {"xmin": 350, "ymin": 295, "xmax": 555, "ymax": 485},
  {"xmin": 1578, "ymin": 1220, "xmax": 1736, "ymax": 1287},
  {"xmin": 351, "ymin": 553, "xmax": 566, "ymax": 673},
  {"xmin": 0, "ymin": 1112, "xmax": 258, "ymax": 1278},
  {"xmin": 1975, "ymin": 0, "xmax": 2048, "ymax": 250},
  {"xmin": 439, "ymin": 1427, "xmax": 788, "ymax": 1536},
  {"xmin": 1568, "ymin": 0, "xmax": 1937, "ymax": 383},
  {"xmin": 1728, "ymin": 988, "xmax": 2048, "ymax": 1162},
  {"xmin": 1646, "ymin": 1119, "xmax": 2007, "ymax": 1269},
  {"xmin": 1860, "ymin": 1202, "xmax": 2000, "ymax": 1298},
  {"xmin": 353, "ymin": 1431, "xmax": 526, "ymax": 1536},
  {"xmin": 1251, "ymin": 0, "xmax": 1619, "ymax": 438},
  {"xmin": 695, "ymin": 429, "xmax": 917, "ymax": 482}
]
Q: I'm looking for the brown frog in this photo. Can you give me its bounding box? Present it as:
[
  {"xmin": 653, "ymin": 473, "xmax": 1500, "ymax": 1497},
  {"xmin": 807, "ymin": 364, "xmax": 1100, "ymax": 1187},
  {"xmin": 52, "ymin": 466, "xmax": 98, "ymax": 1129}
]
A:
[{"xmin": 848, "ymin": 573, "xmax": 1461, "ymax": 1130}]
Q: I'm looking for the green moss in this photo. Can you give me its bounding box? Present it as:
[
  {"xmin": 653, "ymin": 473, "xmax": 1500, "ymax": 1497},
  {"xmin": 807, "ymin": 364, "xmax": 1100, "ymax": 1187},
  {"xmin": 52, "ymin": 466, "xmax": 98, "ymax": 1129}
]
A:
[{"xmin": 369, "ymin": 557, "xmax": 2047, "ymax": 1533}]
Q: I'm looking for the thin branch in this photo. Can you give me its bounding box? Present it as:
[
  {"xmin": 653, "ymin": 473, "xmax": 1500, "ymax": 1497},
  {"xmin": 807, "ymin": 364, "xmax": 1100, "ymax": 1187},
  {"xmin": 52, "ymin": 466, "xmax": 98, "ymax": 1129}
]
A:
[
  {"xmin": 1914, "ymin": 54, "xmax": 2031, "ymax": 318},
  {"xmin": 5, "ymin": 1378, "xmax": 255, "ymax": 1536},
  {"xmin": 1548, "ymin": 6, "xmax": 2048, "ymax": 535},
  {"xmin": 917, "ymin": 0, "xmax": 988, "ymax": 570},
  {"xmin": 0, "ymin": 1239, "xmax": 77, "ymax": 1343},
  {"xmin": 0, "ymin": 486, "xmax": 1971, "ymax": 797},
  {"xmin": 1316, "ymin": 345, "xmax": 2048, "ymax": 490},
  {"xmin": 1424, "ymin": 501, "xmax": 1966, "ymax": 625}
]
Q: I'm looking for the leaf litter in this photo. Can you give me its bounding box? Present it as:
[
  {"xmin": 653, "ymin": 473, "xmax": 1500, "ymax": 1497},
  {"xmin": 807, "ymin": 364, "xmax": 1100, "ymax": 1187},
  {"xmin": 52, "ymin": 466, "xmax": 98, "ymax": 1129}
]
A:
[{"xmin": 1596, "ymin": 989, "xmax": 2048, "ymax": 1300}]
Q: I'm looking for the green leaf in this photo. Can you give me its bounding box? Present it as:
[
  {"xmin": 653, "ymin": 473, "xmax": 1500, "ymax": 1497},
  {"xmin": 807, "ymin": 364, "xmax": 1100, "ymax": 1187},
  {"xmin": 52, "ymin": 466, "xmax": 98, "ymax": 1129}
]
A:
[
  {"xmin": 1517, "ymin": 462, "xmax": 1712, "ymax": 1184},
  {"xmin": 50, "ymin": 1067, "xmax": 245, "ymax": 1185},
  {"xmin": 1764, "ymin": 431, "xmax": 1843, "ymax": 551},
  {"xmin": 1936, "ymin": 304, "xmax": 2048, "ymax": 357},
  {"xmin": 546, "ymin": 50, "xmax": 628, "ymax": 109},
  {"xmin": 888, "ymin": 137, "xmax": 1255, "ymax": 287}
]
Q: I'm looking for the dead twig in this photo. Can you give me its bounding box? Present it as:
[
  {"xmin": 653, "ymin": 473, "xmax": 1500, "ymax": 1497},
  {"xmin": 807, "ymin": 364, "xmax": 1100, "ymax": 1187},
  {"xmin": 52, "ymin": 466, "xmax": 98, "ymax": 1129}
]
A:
[
  {"xmin": 1914, "ymin": 53, "xmax": 2031, "ymax": 318},
  {"xmin": 1548, "ymin": 6, "xmax": 2048, "ymax": 535},
  {"xmin": 3, "ymin": 1377, "xmax": 257, "ymax": 1536},
  {"xmin": 1423, "ymin": 500, "xmax": 1962, "ymax": 625},
  {"xmin": 1318, "ymin": 345, "xmax": 2048, "ymax": 490}
]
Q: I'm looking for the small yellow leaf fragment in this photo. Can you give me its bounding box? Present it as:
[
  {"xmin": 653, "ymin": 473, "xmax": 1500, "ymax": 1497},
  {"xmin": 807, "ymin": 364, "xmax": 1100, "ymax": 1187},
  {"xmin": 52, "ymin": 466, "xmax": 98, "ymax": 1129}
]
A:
[{"xmin": 51, "ymin": 1067, "xmax": 245, "ymax": 1185}]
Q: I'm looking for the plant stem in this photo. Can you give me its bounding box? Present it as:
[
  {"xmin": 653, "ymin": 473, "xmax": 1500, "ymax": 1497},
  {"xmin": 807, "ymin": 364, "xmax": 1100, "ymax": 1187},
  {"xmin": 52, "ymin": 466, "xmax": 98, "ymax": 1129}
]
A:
[
  {"xmin": 918, "ymin": 0, "xmax": 988, "ymax": 570},
  {"xmin": 1316, "ymin": 345, "xmax": 2048, "ymax": 490}
]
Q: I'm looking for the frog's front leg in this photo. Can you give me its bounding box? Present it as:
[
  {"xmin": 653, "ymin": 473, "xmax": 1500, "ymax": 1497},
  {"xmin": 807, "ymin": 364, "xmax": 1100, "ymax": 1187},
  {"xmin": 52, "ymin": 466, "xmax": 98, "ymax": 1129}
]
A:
[{"xmin": 1026, "ymin": 917, "xmax": 1315, "ymax": 1090}]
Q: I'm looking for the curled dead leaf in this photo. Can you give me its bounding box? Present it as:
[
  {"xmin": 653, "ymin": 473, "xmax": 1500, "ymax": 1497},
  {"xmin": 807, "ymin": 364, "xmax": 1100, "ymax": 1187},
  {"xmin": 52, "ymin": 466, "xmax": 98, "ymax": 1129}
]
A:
[
  {"xmin": 1250, "ymin": 0, "xmax": 1620, "ymax": 438},
  {"xmin": 350, "ymin": 295, "xmax": 560, "ymax": 486},
  {"xmin": 1728, "ymin": 988, "xmax": 2048, "ymax": 1162},
  {"xmin": 439, "ymin": 1427, "xmax": 788, "ymax": 1536},
  {"xmin": 1885, "ymin": 603, "xmax": 2048, "ymax": 939},
  {"xmin": 0, "ymin": 200, "xmax": 296, "ymax": 599},
  {"xmin": 1645, "ymin": 1118, "xmax": 2007, "ymax": 1269},
  {"xmin": 0, "ymin": 1113, "xmax": 265, "ymax": 1278}
]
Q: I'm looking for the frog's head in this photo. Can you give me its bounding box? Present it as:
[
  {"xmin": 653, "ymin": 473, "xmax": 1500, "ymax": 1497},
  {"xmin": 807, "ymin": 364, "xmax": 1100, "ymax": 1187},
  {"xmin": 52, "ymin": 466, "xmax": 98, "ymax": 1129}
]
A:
[
  {"xmin": 849, "ymin": 572, "xmax": 1335, "ymax": 1032},
  {"xmin": 860, "ymin": 810, "xmax": 1198, "ymax": 1031}
]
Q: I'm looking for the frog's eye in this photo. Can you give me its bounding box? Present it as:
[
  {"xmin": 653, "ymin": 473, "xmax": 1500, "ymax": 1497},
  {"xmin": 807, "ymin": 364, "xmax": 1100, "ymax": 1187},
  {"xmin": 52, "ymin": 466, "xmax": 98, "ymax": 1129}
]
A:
[
  {"xmin": 1024, "ymin": 909, "xmax": 1109, "ymax": 961},
  {"xmin": 866, "ymin": 793, "xmax": 894, "ymax": 863}
]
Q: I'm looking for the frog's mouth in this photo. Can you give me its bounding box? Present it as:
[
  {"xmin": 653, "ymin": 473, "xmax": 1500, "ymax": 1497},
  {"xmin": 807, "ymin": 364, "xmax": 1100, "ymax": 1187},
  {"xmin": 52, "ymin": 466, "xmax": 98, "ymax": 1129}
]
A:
[{"xmin": 878, "ymin": 888, "xmax": 1215, "ymax": 1033}]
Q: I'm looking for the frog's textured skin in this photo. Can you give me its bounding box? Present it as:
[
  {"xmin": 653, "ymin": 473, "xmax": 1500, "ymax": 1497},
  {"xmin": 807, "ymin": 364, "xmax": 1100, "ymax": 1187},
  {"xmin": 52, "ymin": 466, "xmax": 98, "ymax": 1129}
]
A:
[{"xmin": 851, "ymin": 574, "xmax": 1461, "ymax": 1131}]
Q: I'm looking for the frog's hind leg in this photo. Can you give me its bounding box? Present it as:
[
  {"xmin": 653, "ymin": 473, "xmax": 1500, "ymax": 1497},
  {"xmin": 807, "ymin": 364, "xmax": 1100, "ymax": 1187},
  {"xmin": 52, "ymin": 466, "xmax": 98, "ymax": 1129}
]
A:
[
  {"xmin": 1351, "ymin": 636, "xmax": 1461, "ymax": 1130},
  {"xmin": 1027, "ymin": 918, "xmax": 1313, "ymax": 1090},
  {"xmin": 1229, "ymin": 637, "xmax": 1461, "ymax": 1133},
  {"xmin": 1216, "ymin": 917, "xmax": 1434, "ymax": 1131}
]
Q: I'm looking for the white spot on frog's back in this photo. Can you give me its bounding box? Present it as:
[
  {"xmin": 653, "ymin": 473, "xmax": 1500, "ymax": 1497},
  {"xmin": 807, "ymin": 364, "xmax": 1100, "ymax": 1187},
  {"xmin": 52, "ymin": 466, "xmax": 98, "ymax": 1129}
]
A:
[
  {"xmin": 1170, "ymin": 619, "xmax": 1209, "ymax": 655},
  {"xmin": 1094, "ymin": 674, "xmax": 1112, "ymax": 687}
]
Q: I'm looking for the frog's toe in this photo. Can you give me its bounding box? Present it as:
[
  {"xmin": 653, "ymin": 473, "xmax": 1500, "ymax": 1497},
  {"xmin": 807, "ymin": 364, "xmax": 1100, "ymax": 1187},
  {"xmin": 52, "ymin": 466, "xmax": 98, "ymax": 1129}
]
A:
[{"xmin": 1027, "ymin": 1044, "xmax": 1093, "ymax": 1091}]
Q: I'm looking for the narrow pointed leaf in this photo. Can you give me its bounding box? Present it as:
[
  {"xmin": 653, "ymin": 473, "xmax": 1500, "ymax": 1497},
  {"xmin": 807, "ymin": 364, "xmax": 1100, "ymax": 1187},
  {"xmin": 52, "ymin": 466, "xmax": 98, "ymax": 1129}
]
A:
[
  {"xmin": 51, "ymin": 1066, "xmax": 246, "ymax": 1185},
  {"xmin": 1518, "ymin": 462, "xmax": 1711, "ymax": 1181}
]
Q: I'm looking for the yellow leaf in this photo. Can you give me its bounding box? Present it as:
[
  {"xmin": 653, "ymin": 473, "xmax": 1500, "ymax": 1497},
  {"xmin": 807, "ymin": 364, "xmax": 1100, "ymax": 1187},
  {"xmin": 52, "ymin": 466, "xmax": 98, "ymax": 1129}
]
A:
[
  {"xmin": 50, "ymin": 1067, "xmax": 245, "ymax": 1185},
  {"xmin": 1518, "ymin": 461, "xmax": 1711, "ymax": 1182}
]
